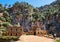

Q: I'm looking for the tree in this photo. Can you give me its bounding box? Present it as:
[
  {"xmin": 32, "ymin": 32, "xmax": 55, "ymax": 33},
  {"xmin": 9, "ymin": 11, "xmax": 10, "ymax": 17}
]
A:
[
  {"xmin": 0, "ymin": 27, "xmax": 6, "ymax": 36},
  {"xmin": 2, "ymin": 22, "xmax": 11, "ymax": 27},
  {"xmin": 0, "ymin": 4, "xmax": 4, "ymax": 12},
  {"xmin": 0, "ymin": 17, "xmax": 6, "ymax": 22},
  {"xmin": 31, "ymin": 12, "xmax": 45, "ymax": 22}
]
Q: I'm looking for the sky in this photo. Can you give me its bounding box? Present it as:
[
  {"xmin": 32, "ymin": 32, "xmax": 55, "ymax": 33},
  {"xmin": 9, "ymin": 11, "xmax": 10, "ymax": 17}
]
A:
[{"xmin": 0, "ymin": 0, "xmax": 56, "ymax": 7}]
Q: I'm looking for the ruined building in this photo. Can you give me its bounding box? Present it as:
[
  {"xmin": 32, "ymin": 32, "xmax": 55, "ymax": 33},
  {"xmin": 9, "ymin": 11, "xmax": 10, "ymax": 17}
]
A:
[
  {"xmin": 6, "ymin": 26, "xmax": 23, "ymax": 36},
  {"xmin": 28, "ymin": 21, "xmax": 47, "ymax": 36}
]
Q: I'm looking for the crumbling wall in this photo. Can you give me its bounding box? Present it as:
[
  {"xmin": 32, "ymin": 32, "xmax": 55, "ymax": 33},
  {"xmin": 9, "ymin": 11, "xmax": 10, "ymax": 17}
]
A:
[{"xmin": 6, "ymin": 26, "xmax": 23, "ymax": 36}]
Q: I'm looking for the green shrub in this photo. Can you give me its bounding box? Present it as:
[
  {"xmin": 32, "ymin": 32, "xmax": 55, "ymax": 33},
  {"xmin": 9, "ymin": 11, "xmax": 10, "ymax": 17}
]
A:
[
  {"xmin": 0, "ymin": 17, "xmax": 6, "ymax": 21},
  {"xmin": 2, "ymin": 22, "xmax": 11, "ymax": 27},
  {"xmin": 0, "ymin": 27, "xmax": 6, "ymax": 31},
  {"xmin": 2, "ymin": 22, "xmax": 9, "ymax": 27},
  {"xmin": 0, "ymin": 36, "xmax": 19, "ymax": 40},
  {"xmin": 55, "ymin": 39, "xmax": 60, "ymax": 42}
]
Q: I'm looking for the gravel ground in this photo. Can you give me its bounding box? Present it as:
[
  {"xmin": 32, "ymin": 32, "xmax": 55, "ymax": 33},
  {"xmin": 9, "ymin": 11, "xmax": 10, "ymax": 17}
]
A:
[{"xmin": 15, "ymin": 35, "xmax": 55, "ymax": 42}]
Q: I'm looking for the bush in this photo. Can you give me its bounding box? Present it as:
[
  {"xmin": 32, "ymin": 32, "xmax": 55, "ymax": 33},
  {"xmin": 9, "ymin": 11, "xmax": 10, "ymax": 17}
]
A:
[
  {"xmin": 0, "ymin": 36, "xmax": 18, "ymax": 42},
  {"xmin": 0, "ymin": 27, "xmax": 6, "ymax": 31},
  {"xmin": 0, "ymin": 17, "xmax": 6, "ymax": 21},
  {"xmin": 55, "ymin": 39, "xmax": 60, "ymax": 42},
  {"xmin": 2, "ymin": 22, "xmax": 9, "ymax": 27},
  {"xmin": 2, "ymin": 22, "xmax": 11, "ymax": 27},
  {"xmin": 0, "ymin": 36, "xmax": 19, "ymax": 40}
]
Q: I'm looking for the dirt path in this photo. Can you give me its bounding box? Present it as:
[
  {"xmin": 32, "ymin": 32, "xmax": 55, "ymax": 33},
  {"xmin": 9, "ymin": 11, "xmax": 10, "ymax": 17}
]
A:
[{"xmin": 15, "ymin": 35, "xmax": 55, "ymax": 42}]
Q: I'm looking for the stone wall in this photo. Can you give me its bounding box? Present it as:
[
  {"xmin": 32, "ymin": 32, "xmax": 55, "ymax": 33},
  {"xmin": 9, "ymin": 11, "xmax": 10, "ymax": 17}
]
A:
[
  {"xmin": 6, "ymin": 26, "xmax": 23, "ymax": 36},
  {"xmin": 36, "ymin": 29, "xmax": 47, "ymax": 36}
]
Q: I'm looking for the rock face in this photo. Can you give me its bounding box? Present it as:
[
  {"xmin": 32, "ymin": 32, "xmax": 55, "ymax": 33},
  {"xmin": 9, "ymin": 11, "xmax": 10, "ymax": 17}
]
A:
[
  {"xmin": 15, "ymin": 35, "xmax": 54, "ymax": 42},
  {"xmin": 8, "ymin": 1, "xmax": 60, "ymax": 36}
]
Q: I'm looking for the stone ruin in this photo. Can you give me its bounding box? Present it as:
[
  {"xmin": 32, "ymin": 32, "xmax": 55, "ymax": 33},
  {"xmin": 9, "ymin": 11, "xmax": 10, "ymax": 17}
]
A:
[
  {"xmin": 6, "ymin": 26, "xmax": 23, "ymax": 36},
  {"xmin": 28, "ymin": 21, "xmax": 47, "ymax": 36}
]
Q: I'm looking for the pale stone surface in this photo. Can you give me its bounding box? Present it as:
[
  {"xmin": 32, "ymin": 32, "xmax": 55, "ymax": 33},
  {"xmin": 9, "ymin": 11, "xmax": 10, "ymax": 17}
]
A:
[
  {"xmin": 15, "ymin": 35, "xmax": 55, "ymax": 42},
  {"xmin": 0, "ymin": 13, "xmax": 3, "ymax": 17}
]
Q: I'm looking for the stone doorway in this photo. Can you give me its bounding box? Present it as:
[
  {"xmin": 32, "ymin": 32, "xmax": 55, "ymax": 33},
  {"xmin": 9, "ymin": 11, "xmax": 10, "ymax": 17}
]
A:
[{"xmin": 34, "ymin": 32, "xmax": 36, "ymax": 35}]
